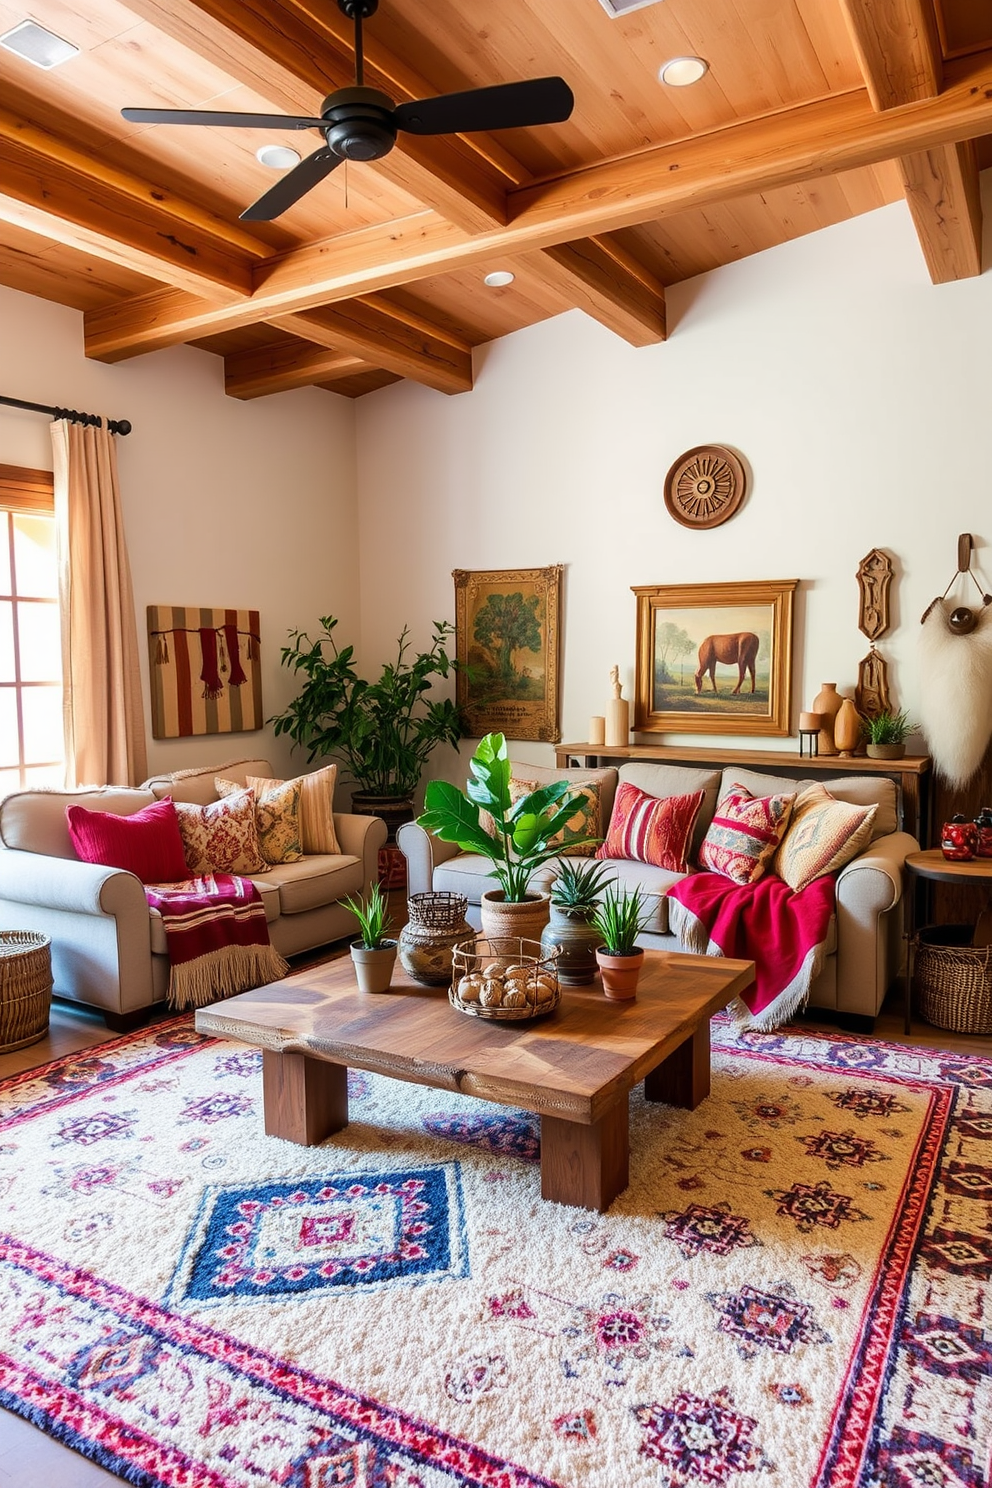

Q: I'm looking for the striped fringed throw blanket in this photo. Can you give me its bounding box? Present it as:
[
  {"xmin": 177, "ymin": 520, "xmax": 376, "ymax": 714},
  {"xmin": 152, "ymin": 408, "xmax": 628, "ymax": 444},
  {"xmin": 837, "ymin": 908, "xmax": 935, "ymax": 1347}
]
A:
[{"xmin": 145, "ymin": 873, "xmax": 288, "ymax": 1011}]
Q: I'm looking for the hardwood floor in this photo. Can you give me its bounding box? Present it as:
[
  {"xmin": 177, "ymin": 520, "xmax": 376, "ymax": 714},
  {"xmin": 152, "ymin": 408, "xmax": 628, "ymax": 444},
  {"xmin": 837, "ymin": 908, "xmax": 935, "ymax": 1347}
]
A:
[{"xmin": 0, "ymin": 973, "xmax": 986, "ymax": 1484}]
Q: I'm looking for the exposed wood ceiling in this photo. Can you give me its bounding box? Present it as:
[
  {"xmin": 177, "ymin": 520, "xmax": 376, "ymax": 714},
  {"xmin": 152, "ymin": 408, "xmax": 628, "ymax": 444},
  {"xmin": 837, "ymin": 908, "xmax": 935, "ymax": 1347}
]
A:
[{"xmin": 0, "ymin": 0, "xmax": 988, "ymax": 400}]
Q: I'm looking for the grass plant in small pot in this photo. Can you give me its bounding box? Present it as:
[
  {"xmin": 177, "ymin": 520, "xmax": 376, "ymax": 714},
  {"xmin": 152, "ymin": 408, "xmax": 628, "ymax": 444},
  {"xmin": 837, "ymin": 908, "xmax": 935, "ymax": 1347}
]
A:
[
  {"xmin": 343, "ymin": 882, "xmax": 398, "ymax": 993},
  {"xmin": 541, "ymin": 858, "xmax": 616, "ymax": 986},
  {"xmin": 418, "ymin": 732, "xmax": 596, "ymax": 943},
  {"xmin": 862, "ymin": 708, "xmax": 914, "ymax": 760},
  {"xmin": 591, "ymin": 884, "xmax": 651, "ymax": 1001}
]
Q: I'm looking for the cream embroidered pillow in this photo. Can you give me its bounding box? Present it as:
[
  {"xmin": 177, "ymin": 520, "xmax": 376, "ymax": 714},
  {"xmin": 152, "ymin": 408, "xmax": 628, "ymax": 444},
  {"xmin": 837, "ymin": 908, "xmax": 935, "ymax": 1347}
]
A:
[
  {"xmin": 248, "ymin": 765, "xmax": 340, "ymax": 856},
  {"xmin": 175, "ymin": 789, "xmax": 266, "ymax": 876},
  {"xmin": 216, "ymin": 775, "xmax": 303, "ymax": 865},
  {"xmin": 775, "ymin": 783, "xmax": 877, "ymax": 892}
]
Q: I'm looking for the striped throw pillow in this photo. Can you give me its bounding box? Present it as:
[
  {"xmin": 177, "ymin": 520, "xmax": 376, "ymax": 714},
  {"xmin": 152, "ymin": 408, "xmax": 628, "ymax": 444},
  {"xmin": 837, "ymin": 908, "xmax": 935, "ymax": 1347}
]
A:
[
  {"xmin": 774, "ymin": 783, "xmax": 877, "ymax": 891},
  {"xmin": 698, "ymin": 786, "xmax": 795, "ymax": 885},
  {"xmin": 247, "ymin": 767, "xmax": 340, "ymax": 856},
  {"xmin": 595, "ymin": 780, "xmax": 704, "ymax": 872}
]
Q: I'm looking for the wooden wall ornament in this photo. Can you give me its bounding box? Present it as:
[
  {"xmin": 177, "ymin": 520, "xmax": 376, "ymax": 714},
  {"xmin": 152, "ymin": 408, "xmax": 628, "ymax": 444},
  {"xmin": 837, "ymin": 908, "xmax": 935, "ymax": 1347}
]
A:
[
  {"xmin": 857, "ymin": 549, "xmax": 893, "ymax": 640},
  {"xmin": 855, "ymin": 647, "xmax": 892, "ymax": 719},
  {"xmin": 664, "ymin": 446, "xmax": 747, "ymax": 530}
]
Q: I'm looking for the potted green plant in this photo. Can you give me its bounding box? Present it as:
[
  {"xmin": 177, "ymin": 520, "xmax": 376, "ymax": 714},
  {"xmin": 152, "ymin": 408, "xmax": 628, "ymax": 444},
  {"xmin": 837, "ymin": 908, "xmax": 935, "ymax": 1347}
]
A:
[
  {"xmin": 271, "ymin": 616, "xmax": 462, "ymax": 837},
  {"xmin": 541, "ymin": 858, "xmax": 616, "ymax": 985},
  {"xmin": 417, "ymin": 732, "xmax": 596, "ymax": 941},
  {"xmin": 342, "ymin": 882, "xmax": 398, "ymax": 993},
  {"xmin": 862, "ymin": 708, "xmax": 915, "ymax": 760},
  {"xmin": 591, "ymin": 884, "xmax": 651, "ymax": 1000}
]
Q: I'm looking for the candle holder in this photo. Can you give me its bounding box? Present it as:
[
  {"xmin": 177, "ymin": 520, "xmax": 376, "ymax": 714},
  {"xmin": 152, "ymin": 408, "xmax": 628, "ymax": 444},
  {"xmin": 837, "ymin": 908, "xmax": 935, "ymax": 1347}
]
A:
[{"xmin": 798, "ymin": 711, "xmax": 822, "ymax": 759}]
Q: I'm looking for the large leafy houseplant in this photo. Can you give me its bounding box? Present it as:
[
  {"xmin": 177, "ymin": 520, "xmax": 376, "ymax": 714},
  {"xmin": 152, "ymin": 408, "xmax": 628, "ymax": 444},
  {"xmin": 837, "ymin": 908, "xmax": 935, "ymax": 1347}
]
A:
[
  {"xmin": 271, "ymin": 616, "xmax": 462, "ymax": 801},
  {"xmin": 417, "ymin": 732, "xmax": 594, "ymax": 902}
]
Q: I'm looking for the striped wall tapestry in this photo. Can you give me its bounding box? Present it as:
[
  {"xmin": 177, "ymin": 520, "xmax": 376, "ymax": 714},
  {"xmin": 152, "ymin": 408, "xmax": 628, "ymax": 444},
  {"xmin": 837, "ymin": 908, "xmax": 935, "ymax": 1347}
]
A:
[{"xmin": 147, "ymin": 606, "xmax": 262, "ymax": 739}]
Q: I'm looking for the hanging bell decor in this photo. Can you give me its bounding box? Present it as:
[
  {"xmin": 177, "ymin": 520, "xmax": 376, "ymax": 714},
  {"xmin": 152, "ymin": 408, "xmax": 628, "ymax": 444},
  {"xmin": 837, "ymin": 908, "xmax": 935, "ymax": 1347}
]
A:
[{"xmin": 918, "ymin": 534, "xmax": 992, "ymax": 788}]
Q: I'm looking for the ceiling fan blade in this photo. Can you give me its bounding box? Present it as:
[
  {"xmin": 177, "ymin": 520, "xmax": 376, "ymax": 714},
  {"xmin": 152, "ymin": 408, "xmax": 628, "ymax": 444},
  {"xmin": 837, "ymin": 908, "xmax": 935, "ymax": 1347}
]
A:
[
  {"xmin": 394, "ymin": 76, "xmax": 573, "ymax": 136},
  {"xmin": 240, "ymin": 147, "xmax": 342, "ymax": 221},
  {"xmin": 122, "ymin": 107, "xmax": 326, "ymax": 129}
]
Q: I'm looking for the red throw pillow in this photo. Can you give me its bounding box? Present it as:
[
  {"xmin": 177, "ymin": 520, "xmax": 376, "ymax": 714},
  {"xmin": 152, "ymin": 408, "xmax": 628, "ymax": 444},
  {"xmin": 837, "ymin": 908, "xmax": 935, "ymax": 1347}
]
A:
[
  {"xmin": 595, "ymin": 781, "xmax": 704, "ymax": 872},
  {"xmin": 697, "ymin": 786, "xmax": 795, "ymax": 885},
  {"xmin": 66, "ymin": 797, "xmax": 189, "ymax": 884}
]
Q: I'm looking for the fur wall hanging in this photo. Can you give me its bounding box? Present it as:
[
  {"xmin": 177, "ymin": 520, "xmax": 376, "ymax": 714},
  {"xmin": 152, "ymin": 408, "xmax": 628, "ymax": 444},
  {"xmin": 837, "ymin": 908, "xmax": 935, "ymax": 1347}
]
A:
[{"xmin": 918, "ymin": 538, "xmax": 992, "ymax": 787}]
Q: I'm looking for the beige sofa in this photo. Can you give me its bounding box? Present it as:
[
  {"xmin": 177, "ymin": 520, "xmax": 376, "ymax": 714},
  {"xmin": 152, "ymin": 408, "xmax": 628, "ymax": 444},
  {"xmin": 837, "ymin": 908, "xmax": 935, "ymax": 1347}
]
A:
[
  {"xmin": 0, "ymin": 758, "xmax": 386, "ymax": 1029},
  {"xmin": 397, "ymin": 759, "xmax": 919, "ymax": 1028}
]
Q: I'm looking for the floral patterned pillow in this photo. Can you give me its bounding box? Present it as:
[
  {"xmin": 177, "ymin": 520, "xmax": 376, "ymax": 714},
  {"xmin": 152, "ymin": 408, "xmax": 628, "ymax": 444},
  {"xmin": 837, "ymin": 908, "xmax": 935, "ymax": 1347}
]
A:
[
  {"xmin": 175, "ymin": 789, "xmax": 267, "ymax": 876},
  {"xmin": 216, "ymin": 776, "xmax": 303, "ymax": 865}
]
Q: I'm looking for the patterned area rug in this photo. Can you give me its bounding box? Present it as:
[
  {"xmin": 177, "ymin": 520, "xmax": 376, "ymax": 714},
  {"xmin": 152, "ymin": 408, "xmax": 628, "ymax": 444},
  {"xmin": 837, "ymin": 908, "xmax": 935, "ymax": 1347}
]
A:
[{"xmin": 0, "ymin": 1013, "xmax": 989, "ymax": 1488}]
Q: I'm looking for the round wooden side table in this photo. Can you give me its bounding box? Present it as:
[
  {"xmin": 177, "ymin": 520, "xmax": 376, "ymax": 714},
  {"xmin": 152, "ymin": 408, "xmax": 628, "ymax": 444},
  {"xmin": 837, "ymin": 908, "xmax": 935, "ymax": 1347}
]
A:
[
  {"xmin": 903, "ymin": 850, "xmax": 992, "ymax": 1035},
  {"xmin": 0, "ymin": 931, "xmax": 53, "ymax": 1052}
]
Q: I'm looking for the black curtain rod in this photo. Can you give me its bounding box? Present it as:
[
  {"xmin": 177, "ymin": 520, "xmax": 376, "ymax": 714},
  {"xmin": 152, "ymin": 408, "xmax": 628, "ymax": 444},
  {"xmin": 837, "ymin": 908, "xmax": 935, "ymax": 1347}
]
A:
[{"xmin": 0, "ymin": 393, "xmax": 132, "ymax": 436}]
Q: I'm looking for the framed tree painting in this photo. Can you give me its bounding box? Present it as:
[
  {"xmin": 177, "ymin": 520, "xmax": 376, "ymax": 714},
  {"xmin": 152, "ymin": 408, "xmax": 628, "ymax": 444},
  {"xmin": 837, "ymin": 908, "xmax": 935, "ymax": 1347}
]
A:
[
  {"xmin": 632, "ymin": 579, "xmax": 797, "ymax": 736},
  {"xmin": 453, "ymin": 565, "xmax": 562, "ymax": 741}
]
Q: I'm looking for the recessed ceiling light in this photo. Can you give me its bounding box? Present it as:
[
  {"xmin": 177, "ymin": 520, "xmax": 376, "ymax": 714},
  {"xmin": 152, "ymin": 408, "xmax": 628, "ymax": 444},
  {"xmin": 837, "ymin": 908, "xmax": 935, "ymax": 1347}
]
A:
[
  {"xmin": 0, "ymin": 19, "xmax": 78, "ymax": 69},
  {"xmin": 659, "ymin": 55, "xmax": 708, "ymax": 87},
  {"xmin": 483, "ymin": 270, "xmax": 515, "ymax": 287},
  {"xmin": 256, "ymin": 144, "xmax": 301, "ymax": 170},
  {"xmin": 598, "ymin": 0, "xmax": 665, "ymax": 15}
]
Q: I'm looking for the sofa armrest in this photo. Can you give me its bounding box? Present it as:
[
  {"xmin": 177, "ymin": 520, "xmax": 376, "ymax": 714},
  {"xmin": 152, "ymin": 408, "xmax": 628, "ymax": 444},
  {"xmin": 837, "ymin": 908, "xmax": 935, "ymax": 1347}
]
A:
[
  {"xmin": 0, "ymin": 848, "xmax": 148, "ymax": 918},
  {"xmin": 395, "ymin": 822, "xmax": 460, "ymax": 898},
  {"xmin": 333, "ymin": 813, "xmax": 388, "ymax": 893},
  {"xmin": 833, "ymin": 831, "xmax": 919, "ymax": 1017}
]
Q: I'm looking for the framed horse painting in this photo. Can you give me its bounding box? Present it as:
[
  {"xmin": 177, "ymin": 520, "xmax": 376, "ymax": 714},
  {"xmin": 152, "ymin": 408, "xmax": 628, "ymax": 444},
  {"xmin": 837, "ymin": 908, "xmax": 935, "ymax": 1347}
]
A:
[{"xmin": 631, "ymin": 580, "xmax": 797, "ymax": 736}]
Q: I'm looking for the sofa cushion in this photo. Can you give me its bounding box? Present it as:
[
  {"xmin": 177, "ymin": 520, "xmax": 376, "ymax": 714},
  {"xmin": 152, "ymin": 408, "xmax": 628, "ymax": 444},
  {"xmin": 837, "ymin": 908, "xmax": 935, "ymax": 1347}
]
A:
[
  {"xmin": 591, "ymin": 856, "xmax": 683, "ymax": 933},
  {"xmin": 699, "ymin": 786, "xmax": 796, "ymax": 884},
  {"xmin": 0, "ymin": 786, "xmax": 156, "ymax": 859},
  {"xmin": 66, "ymin": 797, "xmax": 189, "ymax": 884},
  {"xmin": 482, "ymin": 776, "xmax": 603, "ymax": 858},
  {"xmin": 504, "ymin": 762, "xmax": 618, "ymax": 832},
  {"xmin": 248, "ymin": 766, "xmax": 340, "ymax": 856},
  {"xmin": 144, "ymin": 758, "xmax": 273, "ymax": 806},
  {"xmin": 217, "ymin": 775, "xmax": 304, "ymax": 865},
  {"xmin": 719, "ymin": 767, "xmax": 897, "ymax": 841},
  {"xmin": 596, "ymin": 781, "xmax": 704, "ymax": 872},
  {"xmin": 775, "ymin": 784, "xmax": 878, "ymax": 892},
  {"xmin": 619, "ymin": 763, "xmax": 722, "ymax": 858},
  {"xmin": 175, "ymin": 790, "xmax": 267, "ymax": 875},
  {"xmin": 254, "ymin": 854, "xmax": 364, "ymax": 915},
  {"xmin": 148, "ymin": 875, "xmax": 282, "ymax": 953}
]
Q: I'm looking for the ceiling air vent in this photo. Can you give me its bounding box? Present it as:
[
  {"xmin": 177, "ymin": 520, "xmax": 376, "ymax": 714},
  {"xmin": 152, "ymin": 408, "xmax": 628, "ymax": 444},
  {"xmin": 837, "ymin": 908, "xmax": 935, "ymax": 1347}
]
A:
[
  {"xmin": 0, "ymin": 19, "xmax": 79, "ymax": 68},
  {"xmin": 598, "ymin": 0, "xmax": 665, "ymax": 16}
]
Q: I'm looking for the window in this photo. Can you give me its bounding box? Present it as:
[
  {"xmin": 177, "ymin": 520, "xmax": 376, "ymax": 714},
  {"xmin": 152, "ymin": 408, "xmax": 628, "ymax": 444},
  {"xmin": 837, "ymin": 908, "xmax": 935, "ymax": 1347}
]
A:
[{"xmin": 0, "ymin": 464, "xmax": 63, "ymax": 793}]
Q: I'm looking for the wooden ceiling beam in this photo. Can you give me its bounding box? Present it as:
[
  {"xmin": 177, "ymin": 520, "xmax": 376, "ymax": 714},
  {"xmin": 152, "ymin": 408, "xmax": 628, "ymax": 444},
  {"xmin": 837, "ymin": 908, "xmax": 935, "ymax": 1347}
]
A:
[
  {"xmin": 123, "ymin": 0, "xmax": 511, "ymax": 232},
  {"xmin": 224, "ymin": 338, "xmax": 367, "ymax": 398},
  {"xmin": 272, "ymin": 296, "xmax": 473, "ymax": 395},
  {"xmin": 0, "ymin": 106, "xmax": 265, "ymax": 299},
  {"xmin": 839, "ymin": 0, "xmax": 942, "ymax": 109},
  {"xmin": 534, "ymin": 237, "xmax": 666, "ymax": 346},
  {"xmin": 840, "ymin": 2, "xmax": 982, "ymax": 282},
  {"xmin": 84, "ymin": 48, "xmax": 992, "ymax": 360}
]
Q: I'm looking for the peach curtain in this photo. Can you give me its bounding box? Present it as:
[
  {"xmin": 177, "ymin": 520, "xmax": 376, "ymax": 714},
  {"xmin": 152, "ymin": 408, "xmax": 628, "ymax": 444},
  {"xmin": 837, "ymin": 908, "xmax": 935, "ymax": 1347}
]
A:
[{"xmin": 51, "ymin": 420, "xmax": 147, "ymax": 787}]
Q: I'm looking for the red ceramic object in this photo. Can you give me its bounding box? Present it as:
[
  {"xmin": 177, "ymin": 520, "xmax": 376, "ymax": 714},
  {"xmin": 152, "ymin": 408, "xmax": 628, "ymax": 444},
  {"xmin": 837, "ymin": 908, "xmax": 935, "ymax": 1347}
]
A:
[
  {"xmin": 974, "ymin": 807, "xmax": 992, "ymax": 859},
  {"xmin": 941, "ymin": 818, "xmax": 978, "ymax": 861}
]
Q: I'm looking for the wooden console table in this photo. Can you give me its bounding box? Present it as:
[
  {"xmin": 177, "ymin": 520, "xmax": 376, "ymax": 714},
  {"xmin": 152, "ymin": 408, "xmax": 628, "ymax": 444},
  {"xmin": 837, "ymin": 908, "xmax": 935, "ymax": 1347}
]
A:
[{"xmin": 555, "ymin": 742, "xmax": 932, "ymax": 842}]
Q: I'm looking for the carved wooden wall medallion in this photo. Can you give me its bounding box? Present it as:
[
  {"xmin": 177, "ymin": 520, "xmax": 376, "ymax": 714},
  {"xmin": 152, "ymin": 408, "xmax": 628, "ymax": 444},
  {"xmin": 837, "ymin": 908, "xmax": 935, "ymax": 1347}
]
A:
[
  {"xmin": 664, "ymin": 445, "xmax": 747, "ymax": 530},
  {"xmin": 857, "ymin": 549, "xmax": 893, "ymax": 640},
  {"xmin": 855, "ymin": 648, "xmax": 892, "ymax": 719}
]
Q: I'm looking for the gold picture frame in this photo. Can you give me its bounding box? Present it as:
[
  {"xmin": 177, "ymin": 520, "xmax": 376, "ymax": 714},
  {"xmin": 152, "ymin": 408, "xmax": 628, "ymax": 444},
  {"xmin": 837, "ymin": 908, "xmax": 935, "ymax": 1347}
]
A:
[
  {"xmin": 453, "ymin": 565, "xmax": 562, "ymax": 741},
  {"xmin": 632, "ymin": 579, "xmax": 797, "ymax": 736}
]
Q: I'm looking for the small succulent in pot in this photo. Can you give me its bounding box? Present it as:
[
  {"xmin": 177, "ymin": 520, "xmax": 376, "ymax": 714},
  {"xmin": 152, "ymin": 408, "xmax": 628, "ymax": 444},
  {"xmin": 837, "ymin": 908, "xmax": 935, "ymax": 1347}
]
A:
[
  {"xmin": 342, "ymin": 882, "xmax": 398, "ymax": 993},
  {"xmin": 591, "ymin": 885, "xmax": 651, "ymax": 1001},
  {"xmin": 543, "ymin": 858, "xmax": 616, "ymax": 986},
  {"xmin": 550, "ymin": 858, "xmax": 616, "ymax": 919},
  {"xmin": 861, "ymin": 708, "xmax": 916, "ymax": 759}
]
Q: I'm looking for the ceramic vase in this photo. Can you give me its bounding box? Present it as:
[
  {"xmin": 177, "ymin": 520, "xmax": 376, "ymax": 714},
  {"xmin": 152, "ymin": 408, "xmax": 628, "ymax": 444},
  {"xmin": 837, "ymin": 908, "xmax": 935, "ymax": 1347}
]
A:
[
  {"xmin": 480, "ymin": 890, "xmax": 551, "ymax": 942},
  {"xmin": 397, "ymin": 892, "xmax": 472, "ymax": 986},
  {"xmin": 541, "ymin": 906, "xmax": 601, "ymax": 985},
  {"xmin": 834, "ymin": 697, "xmax": 861, "ymax": 757},
  {"xmin": 812, "ymin": 683, "xmax": 844, "ymax": 756},
  {"xmin": 595, "ymin": 946, "xmax": 644, "ymax": 1001}
]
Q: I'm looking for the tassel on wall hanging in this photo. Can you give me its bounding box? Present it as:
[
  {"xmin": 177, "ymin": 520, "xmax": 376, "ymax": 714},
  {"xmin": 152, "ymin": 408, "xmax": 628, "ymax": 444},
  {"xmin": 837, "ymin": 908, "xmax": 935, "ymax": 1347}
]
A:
[{"xmin": 918, "ymin": 535, "xmax": 992, "ymax": 788}]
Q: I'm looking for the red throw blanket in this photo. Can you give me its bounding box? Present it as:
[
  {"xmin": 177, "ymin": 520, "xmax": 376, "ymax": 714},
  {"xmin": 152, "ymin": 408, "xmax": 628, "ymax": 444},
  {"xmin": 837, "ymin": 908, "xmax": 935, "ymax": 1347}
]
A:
[
  {"xmin": 666, "ymin": 872, "xmax": 836, "ymax": 1030},
  {"xmin": 145, "ymin": 873, "xmax": 288, "ymax": 1011}
]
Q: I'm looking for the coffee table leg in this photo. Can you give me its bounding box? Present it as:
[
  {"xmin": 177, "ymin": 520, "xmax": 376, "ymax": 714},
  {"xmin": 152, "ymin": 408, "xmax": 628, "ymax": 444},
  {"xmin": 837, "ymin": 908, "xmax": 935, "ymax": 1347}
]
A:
[
  {"xmin": 262, "ymin": 1049, "xmax": 348, "ymax": 1145},
  {"xmin": 540, "ymin": 1103, "xmax": 629, "ymax": 1212},
  {"xmin": 644, "ymin": 1022, "xmax": 710, "ymax": 1109}
]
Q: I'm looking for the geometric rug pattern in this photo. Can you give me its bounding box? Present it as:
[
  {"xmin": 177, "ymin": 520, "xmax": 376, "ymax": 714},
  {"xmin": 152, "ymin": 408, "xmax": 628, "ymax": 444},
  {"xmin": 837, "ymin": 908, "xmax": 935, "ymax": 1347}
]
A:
[{"xmin": 0, "ymin": 1014, "xmax": 989, "ymax": 1487}]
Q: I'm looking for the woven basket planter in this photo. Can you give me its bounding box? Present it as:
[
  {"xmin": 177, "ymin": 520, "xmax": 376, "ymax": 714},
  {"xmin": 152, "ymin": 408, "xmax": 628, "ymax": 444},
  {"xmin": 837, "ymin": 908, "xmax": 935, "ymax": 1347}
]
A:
[
  {"xmin": 914, "ymin": 924, "xmax": 992, "ymax": 1036},
  {"xmin": 0, "ymin": 931, "xmax": 53, "ymax": 1052}
]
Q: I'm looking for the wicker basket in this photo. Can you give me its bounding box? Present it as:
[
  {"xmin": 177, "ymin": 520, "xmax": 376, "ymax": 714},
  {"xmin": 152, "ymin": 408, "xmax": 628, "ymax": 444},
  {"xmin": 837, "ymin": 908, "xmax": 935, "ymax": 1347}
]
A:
[
  {"xmin": 914, "ymin": 924, "xmax": 992, "ymax": 1036},
  {"xmin": 0, "ymin": 931, "xmax": 53, "ymax": 1052},
  {"xmin": 450, "ymin": 936, "xmax": 561, "ymax": 1021}
]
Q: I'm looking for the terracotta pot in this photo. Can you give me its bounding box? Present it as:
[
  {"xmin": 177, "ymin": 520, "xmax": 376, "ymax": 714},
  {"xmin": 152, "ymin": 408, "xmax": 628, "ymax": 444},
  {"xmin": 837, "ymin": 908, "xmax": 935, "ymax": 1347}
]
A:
[
  {"xmin": 480, "ymin": 890, "xmax": 550, "ymax": 942},
  {"xmin": 541, "ymin": 905, "xmax": 601, "ymax": 985},
  {"xmin": 398, "ymin": 892, "xmax": 472, "ymax": 986},
  {"xmin": 812, "ymin": 683, "xmax": 844, "ymax": 756},
  {"xmin": 595, "ymin": 946, "xmax": 644, "ymax": 1001},
  {"xmin": 350, "ymin": 941, "xmax": 398, "ymax": 993},
  {"xmin": 834, "ymin": 697, "xmax": 862, "ymax": 757},
  {"xmin": 865, "ymin": 742, "xmax": 905, "ymax": 760}
]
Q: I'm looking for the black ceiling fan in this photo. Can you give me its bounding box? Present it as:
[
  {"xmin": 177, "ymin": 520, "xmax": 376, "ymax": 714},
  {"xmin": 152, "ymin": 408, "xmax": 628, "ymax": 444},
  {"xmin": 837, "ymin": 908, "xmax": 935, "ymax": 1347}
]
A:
[{"xmin": 122, "ymin": 0, "xmax": 574, "ymax": 222}]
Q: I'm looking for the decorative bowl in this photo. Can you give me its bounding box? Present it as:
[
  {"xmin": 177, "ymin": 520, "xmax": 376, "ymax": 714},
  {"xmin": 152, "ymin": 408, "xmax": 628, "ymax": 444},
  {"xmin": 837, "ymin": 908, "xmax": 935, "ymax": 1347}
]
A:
[{"xmin": 449, "ymin": 936, "xmax": 561, "ymax": 1021}]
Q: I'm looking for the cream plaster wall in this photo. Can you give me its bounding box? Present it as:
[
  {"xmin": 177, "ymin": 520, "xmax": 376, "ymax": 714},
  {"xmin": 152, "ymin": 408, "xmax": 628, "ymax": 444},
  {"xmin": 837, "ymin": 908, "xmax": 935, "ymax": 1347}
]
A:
[
  {"xmin": 355, "ymin": 181, "xmax": 992, "ymax": 786},
  {"xmin": 0, "ymin": 283, "xmax": 358, "ymax": 781}
]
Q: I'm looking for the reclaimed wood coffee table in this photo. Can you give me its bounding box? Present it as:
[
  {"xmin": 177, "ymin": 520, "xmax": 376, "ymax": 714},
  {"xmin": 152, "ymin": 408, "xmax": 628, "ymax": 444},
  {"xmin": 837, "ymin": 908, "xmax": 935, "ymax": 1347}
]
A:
[{"xmin": 196, "ymin": 949, "xmax": 755, "ymax": 1212}]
